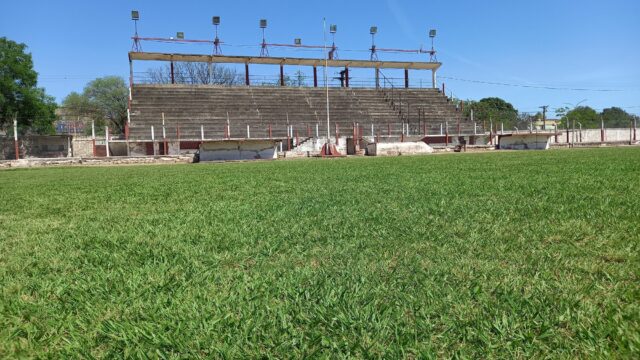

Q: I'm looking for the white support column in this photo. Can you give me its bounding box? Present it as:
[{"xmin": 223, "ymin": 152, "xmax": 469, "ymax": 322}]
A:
[
  {"xmin": 200, "ymin": 125, "xmax": 205, "ymax": 141},
  {"xmin": 371, "ymin": 123, "xmax": 374, "ymax": 137},
  {"xmin": 473, "ymin": 122, "xmax": 477, "ymax": 135},
  {"xmin": 431, "ymin": 69, "xmax": 437, "ymax": 89},
  {"xmin": 440, "ymin": 123, "xmax": 443, "ymax": 135},
  {"xmin": 226, "ymin": 112, "xmax": 231, "ymax": 139},
  {"xmin": 315, "ymin": 123, "xmax": 319, "ymax": 138},
  {"xmin": 246, "ymin": 124, "xmax": 251, "ymax": 139},
  {"xmin": 105, "ymin": 127, "xmax": 110, "ymax": 157},
  {"xmin": 161, "ymin": 113, "xmax": 166, "ymax": 140},
  {"xmin": 150, "ymin": 125, "xmax": 155, "ymax": 156}
]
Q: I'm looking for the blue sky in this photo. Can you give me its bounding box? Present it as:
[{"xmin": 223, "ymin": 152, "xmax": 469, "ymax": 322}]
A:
[{"xmin": 2, "ymin": 0, "xmax": 639, "ymax": 115}]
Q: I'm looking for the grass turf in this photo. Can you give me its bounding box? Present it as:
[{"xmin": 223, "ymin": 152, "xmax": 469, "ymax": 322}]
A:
[{"xmin": 0, "ymin": 148, "xmax": 639, "ymax": 358}]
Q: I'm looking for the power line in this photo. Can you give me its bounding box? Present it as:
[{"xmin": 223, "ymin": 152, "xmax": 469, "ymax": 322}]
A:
[{"xmin": 438, "ymin": 75, "xmax": 633, "ymax": 92}]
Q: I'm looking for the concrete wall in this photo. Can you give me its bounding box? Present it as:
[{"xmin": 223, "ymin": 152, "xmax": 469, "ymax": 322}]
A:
[
  {"xmin": 72, "ymin": 137, "xmax": 95, "ymax": 157},
  {"xmin": 498, "ymin": 133, "xmax": 553, "ymax": 150},
  {"xmin": 551, "ymin": 128, "xmax": 636, "ymax": 144},
  {"xmin": 366, "ymin": 142, "xmax": 434, "ymax": 156},
  {"xmin": 199, "ymin": 140, "xmax": 278, "ymax": 161}
]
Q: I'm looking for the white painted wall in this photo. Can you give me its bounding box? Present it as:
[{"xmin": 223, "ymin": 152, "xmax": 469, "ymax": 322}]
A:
[
  {"xmin": 366, "ymin": 142, "xmax": 434, "ymax": 156},
  {"xmin": 498, "ymin": 133, "xmax": 552, "ymax": 150},
  {"xmin": 199, "ymin": 140, "xmax": 278, "ymax": 161}
]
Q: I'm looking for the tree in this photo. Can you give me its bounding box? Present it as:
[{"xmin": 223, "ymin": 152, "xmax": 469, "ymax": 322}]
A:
[
  {"xmin": 147, "ymin": 62, "xmax": 240, "ymax": 85},
  {"xmin": 464, "ymin": 97, "xmax": 518, "ymax": 129},
  {"xmin": 601, "ymin": 107, "xmax": 634, "ymax": 128},
  {"xmin": 61, "ymin": 77, "xmax": 128, "ymax": 134},
  {"xmin": 565, "ymin": 106, "xmax": 599, "ymax": 129},
  {"xmin": 0, "ymin": 37, "xmax": 57, "ymax": 134}
]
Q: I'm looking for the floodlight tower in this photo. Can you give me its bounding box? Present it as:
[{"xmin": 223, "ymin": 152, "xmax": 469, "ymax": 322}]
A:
[
  {"xmin": 294, "ymin": 38, "xmax": 302, "ymax": 46},
  {"xmin": 369, "ymin": 26, "xmax": 378, "ymax": 61},
  {"xmin": 212, "ymin": 16, "xmax": 222, "ymax": 55},
  {"xmin": 176, "ymin": 32, "xmax": 185, "ymax": 39},
  {"xmin": 429, "ymin": 29, "xmax": 437, "ymax": 62},
  {"xmin": 329, "ymin": 24, "xmax": 338, "ymax": 59},
  {"xmin": 131, "ymin": 10, "xmax": 142, "ymax": 52},
  {"xmin": 259, "ymin": 19, "xmax": 269, "ymax": 57}
]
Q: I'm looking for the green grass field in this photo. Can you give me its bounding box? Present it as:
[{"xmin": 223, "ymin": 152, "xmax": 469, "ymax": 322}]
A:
[{"xmin": 1, "ymin": 148, "xmax": 639, "ymax": 358}]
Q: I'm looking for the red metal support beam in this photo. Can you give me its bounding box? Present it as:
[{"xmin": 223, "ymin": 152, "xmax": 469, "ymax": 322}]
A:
[
  {"xmin": 280, "ymin": 64, "xmax": 285, "ymax": 86},
  {"xmin": 245, "ymin": 63, "xmax": 250, "ymax": 86},
  {"xmin": 313, "ymin": 66, "xmax": 318, "ymax": 87},
  {"xmin": 404, "ymin": 68, "xmax": 409, "ymax": 88}
]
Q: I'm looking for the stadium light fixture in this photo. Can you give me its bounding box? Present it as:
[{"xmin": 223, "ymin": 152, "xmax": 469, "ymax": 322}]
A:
[
  {"xmin": 370, "ymin": 26, "xmax": 377, "ymax": 35},
  {"xmin": 131, "ymin": 10, "xmax": 142, "ymax": 52},
  {"xmin": 429, "ymin": 29, "xmax": 436, "ymax": 38},
  {"xmin": 260, "ymin": 19, "xmax": 268, "ymax": 29},
  {"xmin": 294, "ymin": 38, "xmax": 302, "ymax": 46},
  {"xmin": 176, "ymin": 32, "xmax": 184, "ymax": 39},
  {"xmin": 330, "ymin": 24, "xmax": 337, "ymax": 34},
  {"xmin": 212, "ymin": 16, "xmax": 220, "ymax": 25}
]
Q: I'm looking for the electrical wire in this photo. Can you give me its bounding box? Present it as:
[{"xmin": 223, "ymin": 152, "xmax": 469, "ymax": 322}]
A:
[{"xmin": 438, "ymin": 75, "xmax": 632, "ymax": 92}]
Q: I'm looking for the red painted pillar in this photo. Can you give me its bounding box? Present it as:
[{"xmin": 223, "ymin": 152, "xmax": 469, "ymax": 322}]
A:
[
  {"xmin": 14, "ymin": 139, "xmax": 19, "ymax": 160},
  {"xmin": 245, "ymin": 63, "xmax": 250, "ymax": 86},
  {"xmin": 268, "ymin": 124, "xmax": 272, "ymax": 139},
  {"xmin": 345, "ymin": 67, "xmax": 349, "ymax": 88},
  {"xmin": 170, "ymin": 61, "xmax": 175, "ymax": 84},
  {"xmin": 404, "ymin": 69, "xmax": 409, "ymax": 88},
  {"xmin": 313, "ymin": 66, "xmax": 318, "ymax": 87},
  {"xmin": 280, "ymin": 64, "xmax": 285, "ymax": 86}
]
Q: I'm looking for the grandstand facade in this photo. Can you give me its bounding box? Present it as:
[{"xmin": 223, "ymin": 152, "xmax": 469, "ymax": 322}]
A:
[{"xmin": 124, "ymin": 51, "xmax": 479, "ymax": 156}]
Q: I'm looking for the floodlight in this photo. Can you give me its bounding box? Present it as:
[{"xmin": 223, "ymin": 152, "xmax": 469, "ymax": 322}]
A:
[
  {"xmin": 294, "ymin": 38, "xmax": 301, "ymax": 45},
  {"xmin": 370, "ymin": 26, "xmax": 377, "ymax": 35},
  {"xmin": 212, "ymin": 16, "xmax": 220, "ymax": 25},
  {"xmin": 176, "ymin": 32, "xmax": 184, "ymax": 39},
  {"xmin": 330, "ymin": 24, "xmax": 337, "ymax": 34},
  {"xmin": 260, "ymin": 19, "xmax": 267, "ymax": 28},
  {"xmin": 131, "ymin": 10, "xmax": 139, "ymax": 21},
  {"xmin": 429, "ymin": 29, "xmax": 436, "ymax": 38}
]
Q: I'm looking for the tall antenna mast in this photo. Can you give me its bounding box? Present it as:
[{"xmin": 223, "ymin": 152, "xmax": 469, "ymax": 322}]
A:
[
  {"xmin": 429, "ymin": 29, "xmax": 437, "ymax": 62},
  {"xmin": 131, "ymin": 10, "xmax": 142, "ymax": 52},
  {"xmin": 369, "ymin": 26, "xmax": 378, "ymax": 61},
  {"xmin": 329, "ymin": 24, "xmax": 338, "ymax": 59},
  {"xmin": 259, "ymin": 19, "xmax": 269, "ymax": 57},
  {"xmin": 212, "ymin": 16, "xmax": 222, "ymax": 55}
]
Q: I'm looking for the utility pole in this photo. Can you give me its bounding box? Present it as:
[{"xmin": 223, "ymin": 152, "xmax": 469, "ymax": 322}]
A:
[{"xmin": 539, "ymin": 105, "xmax": 549, "ymax": 130}]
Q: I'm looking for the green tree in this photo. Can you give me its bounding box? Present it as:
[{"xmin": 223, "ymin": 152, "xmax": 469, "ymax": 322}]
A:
[
  {"xmin": 0, "ymin": 37, "xmax": 56, "ymax": 134},
  {"xmin": 63, "ymin": 76, "xmax": 128, "ymax": 134},
  {"xmin": 84, "ymin": 77, "xmax": 128, "ymax": 134},
  {"xmin": 464, "ymin": 97, "xmax": 518, "ymax": 129},
  {"xmin": 565, "ymin": 106, "xmax": 599, "ymax": 129},
  {"xmin": 601, "ymin": 107, "xmax": 634, "ymax": 128}
]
